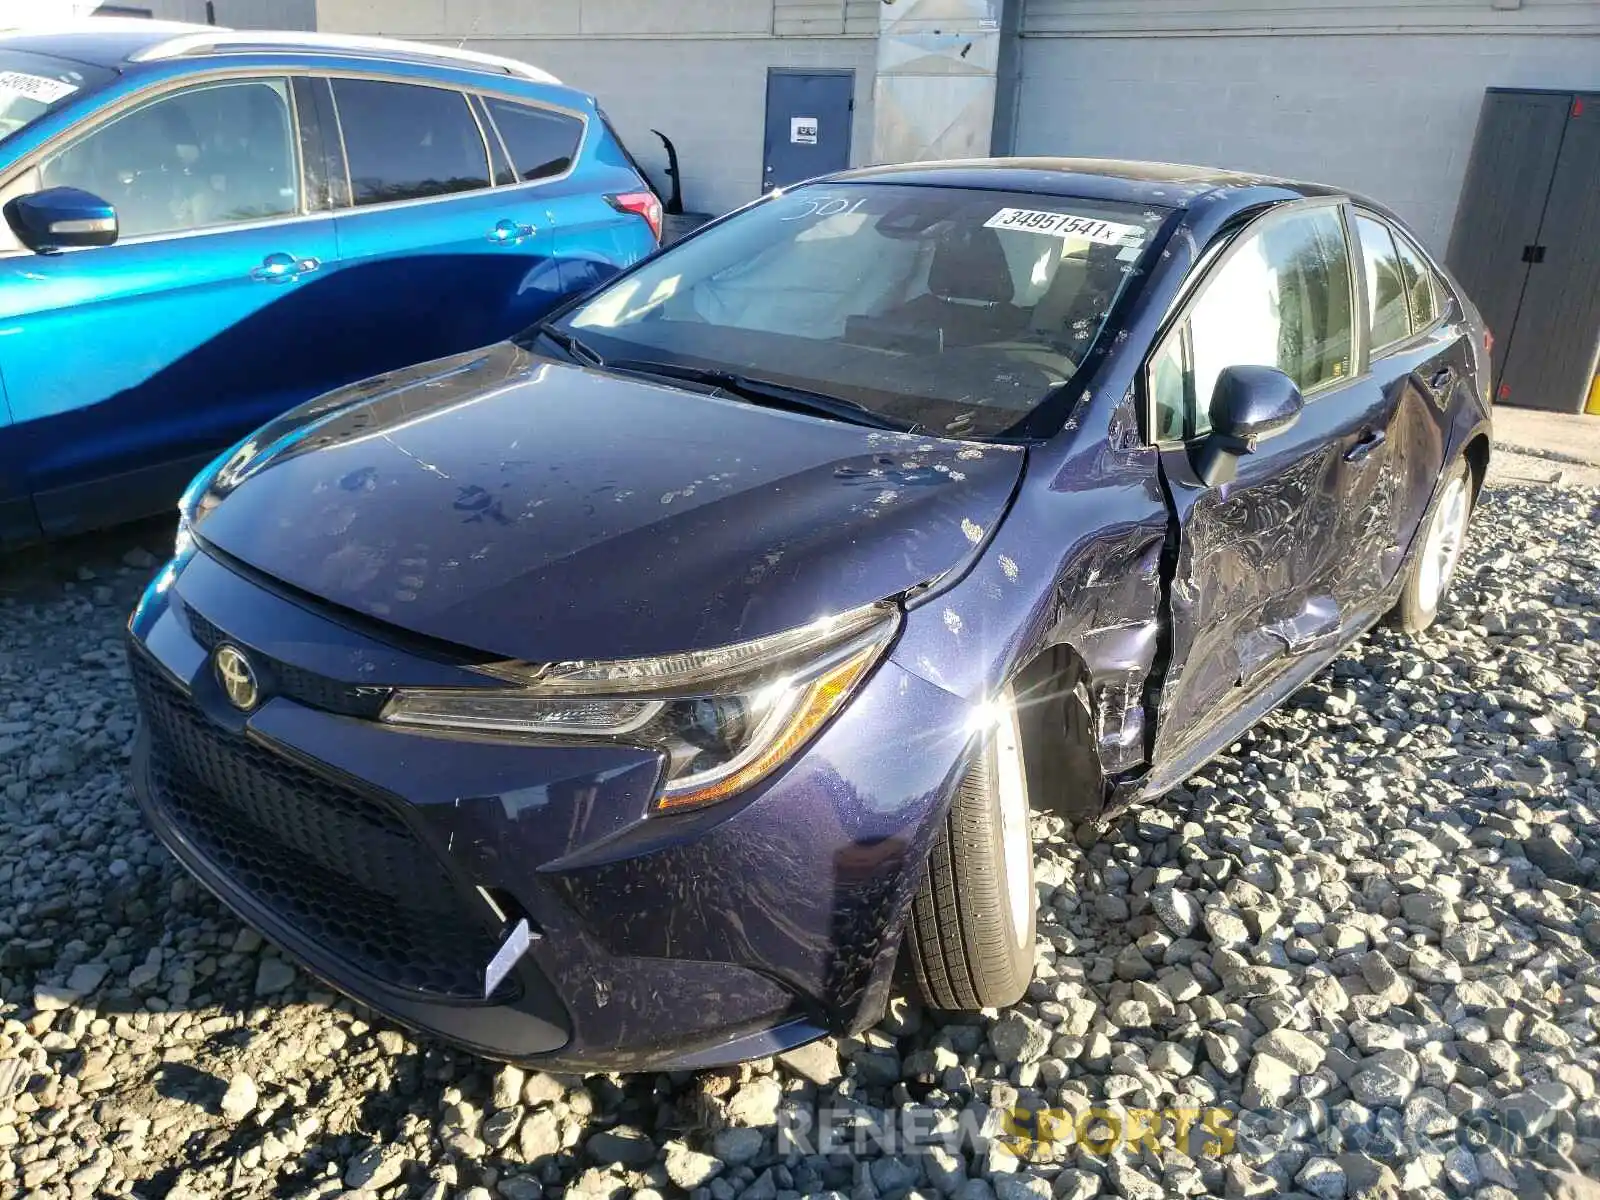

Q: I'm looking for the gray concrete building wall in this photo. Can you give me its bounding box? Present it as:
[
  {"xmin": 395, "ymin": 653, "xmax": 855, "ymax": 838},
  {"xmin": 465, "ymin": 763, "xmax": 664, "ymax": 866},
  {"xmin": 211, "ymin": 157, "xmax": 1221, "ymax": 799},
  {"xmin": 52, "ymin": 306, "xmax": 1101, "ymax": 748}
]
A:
[
  {"xmin": 94, "ymin": 0, "xmax": 316, "ymax": 27},
  {"xmin": 1012, "ymin": 0, "xmax": 1600, "ymax": 253}
]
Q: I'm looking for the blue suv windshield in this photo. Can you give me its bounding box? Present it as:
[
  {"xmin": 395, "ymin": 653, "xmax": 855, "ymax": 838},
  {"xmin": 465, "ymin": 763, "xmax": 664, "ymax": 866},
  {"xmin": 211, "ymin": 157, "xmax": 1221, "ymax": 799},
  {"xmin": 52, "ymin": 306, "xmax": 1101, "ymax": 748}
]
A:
[
  {"xmin": 0, "ymin": 50, "xmax": 113, "ymax": 145},
  {"xmin": 556, "ymin": 183, "xmax": 1168, "ymax": 438}
]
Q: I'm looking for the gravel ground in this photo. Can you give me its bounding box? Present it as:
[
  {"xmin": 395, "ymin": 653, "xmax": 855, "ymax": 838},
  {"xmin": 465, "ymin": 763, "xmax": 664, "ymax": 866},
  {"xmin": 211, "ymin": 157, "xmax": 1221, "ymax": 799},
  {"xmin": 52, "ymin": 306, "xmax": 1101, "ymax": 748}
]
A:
[{"xmin": 3, "ymin": 475, "xmax": 1600, "ymax": 1200}]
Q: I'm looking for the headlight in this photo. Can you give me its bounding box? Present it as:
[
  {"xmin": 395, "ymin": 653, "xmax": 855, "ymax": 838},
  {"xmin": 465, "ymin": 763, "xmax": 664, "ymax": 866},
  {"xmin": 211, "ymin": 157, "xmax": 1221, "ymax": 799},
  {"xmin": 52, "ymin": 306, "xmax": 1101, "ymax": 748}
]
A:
[{"xmin": 380, "ymin": 601, "xmax": 900, "ymax": 812}]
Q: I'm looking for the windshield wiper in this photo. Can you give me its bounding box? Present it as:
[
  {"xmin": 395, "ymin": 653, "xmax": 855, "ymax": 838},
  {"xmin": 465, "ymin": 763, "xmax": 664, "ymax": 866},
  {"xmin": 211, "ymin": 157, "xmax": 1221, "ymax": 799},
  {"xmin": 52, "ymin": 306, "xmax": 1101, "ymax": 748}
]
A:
[
  {"xmin": 531, "ymin": 324, "xmax": 605, "ymax": 368},
  {"xmin": 602, "ymin": 358, "xmax": 913, "ymax": 432}
]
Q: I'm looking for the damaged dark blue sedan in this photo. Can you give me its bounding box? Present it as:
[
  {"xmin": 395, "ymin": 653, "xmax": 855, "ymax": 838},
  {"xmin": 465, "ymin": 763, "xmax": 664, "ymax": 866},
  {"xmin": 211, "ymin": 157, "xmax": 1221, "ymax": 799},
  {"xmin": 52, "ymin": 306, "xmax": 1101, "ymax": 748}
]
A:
[{"xmin": 128, "ymin": 159, "xmax": 1492, "ymax": 1071}]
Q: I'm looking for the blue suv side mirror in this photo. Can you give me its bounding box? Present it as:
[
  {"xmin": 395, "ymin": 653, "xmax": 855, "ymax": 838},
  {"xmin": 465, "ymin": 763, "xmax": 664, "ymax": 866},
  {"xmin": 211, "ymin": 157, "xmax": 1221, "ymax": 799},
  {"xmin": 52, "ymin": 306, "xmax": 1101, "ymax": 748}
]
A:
[{"xmin": 5, "ymin": 187, "xmax": 119, "ymax": 253}]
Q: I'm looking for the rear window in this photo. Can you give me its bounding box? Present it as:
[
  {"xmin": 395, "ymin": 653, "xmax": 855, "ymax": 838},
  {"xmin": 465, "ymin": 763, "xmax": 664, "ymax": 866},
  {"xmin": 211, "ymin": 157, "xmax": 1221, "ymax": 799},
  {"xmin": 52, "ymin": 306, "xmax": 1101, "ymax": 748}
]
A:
[
  {"xmin": 1354, "ymin": 214, "xmax": 1411, "ymax": 353},
  {"xmin": 559, "ymin": 183, "xmax": 1166, "ymax": 437},
  {"xmin": 0, "ymin": 50, "xmax": 112, "ymax": 145},
  {"xmin": 597, "ymin": 107, "xmax": 657, "ymax": 196},
  {"xmin": 1393, "ymin": 231, "xmax": 1440, "ymax": 330},
  {"xmin": 485, "ymin": 97, "xmax": 582, "ymax": 182},
  {"xmin": 332, "ymin": 79, "xmax": 490, "ymax": 206}
]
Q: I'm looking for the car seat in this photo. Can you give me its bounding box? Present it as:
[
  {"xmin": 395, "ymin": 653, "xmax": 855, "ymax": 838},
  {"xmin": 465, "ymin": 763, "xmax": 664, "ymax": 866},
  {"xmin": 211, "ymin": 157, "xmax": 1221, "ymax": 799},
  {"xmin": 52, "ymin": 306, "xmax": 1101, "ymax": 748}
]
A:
[{"xmin": 886, "ymin": 223, "xmax": 1027, "ymax": 347}]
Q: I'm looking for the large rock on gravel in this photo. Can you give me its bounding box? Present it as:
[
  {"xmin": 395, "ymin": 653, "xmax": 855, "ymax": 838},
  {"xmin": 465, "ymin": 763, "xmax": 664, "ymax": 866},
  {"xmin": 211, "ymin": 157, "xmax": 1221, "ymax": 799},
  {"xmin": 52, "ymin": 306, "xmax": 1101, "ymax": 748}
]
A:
[
  {"xmin": 711, "ymin": 1126, "xmax": 764, "ymax": 1165},
  {"xmin": 726, "ymin": 1076, "xmax": 782, "ymax": 1127},
  {"xmin": 1349, "ymin": 1050, "xmax": 1419, "ymax": 1108},
  {"xmin": 344, "ymin": 1145, "xmax": 408, "ymax": 1191},
  {"xmin": 664, "ymin": 1142, "xmax": 724, "ymax": 1189},
  {"xmin": 518, "ymin": 1108, "xmax": 563, "ymax": 1161},
  {"xmin": 254, "ymin": 957, "xmax": 295, "ymax": 995},
  {"xmin": 1526, "ymin": 833, "xmax": 1589, "ymax": 883},
  {"xmin": 1242, "ymin": 1052, "xmax": 1297, "ymax": 1107},
  {"xmin": 219, "ymin": 1073, "xmax": 258, "ymax": 1121},
  {"xmin": 1105, "ymin": 1160, "xmax": 1162, "ymax": 1200},
  {"xmin": 988, "ymin": 1012, "xmax": 1051, "ymax": 1064},
  {"xmin": 780, "ymin": 1040, "xmax": 842, "ymax": 1085},
  {"xmin": 1296, "ymin": 1157, "xmax": 1347, "ymax": 1200},
  {"xmin": 491, "ymin": 1064, "xmax": 526, "ymax": 1110},
  {"xmin": 1254, "ymin": 1029, "xmax": 1324, "ymax": 1074},
  {"xmin": 1151, "ymin": 886, "xmax": 1200, "ymax": 935},
  {"xmin": 586, "ymin": 1125, "xmax": 656, "ymax": 1166}
]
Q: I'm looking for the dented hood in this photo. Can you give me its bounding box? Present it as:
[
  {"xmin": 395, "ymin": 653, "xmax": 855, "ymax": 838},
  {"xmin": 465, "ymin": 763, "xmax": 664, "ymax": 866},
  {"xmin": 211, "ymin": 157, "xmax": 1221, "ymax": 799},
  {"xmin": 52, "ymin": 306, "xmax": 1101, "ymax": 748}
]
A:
[{"xmin": 194, "ymin": 343, "xmax": 1025, "ymax": 664}]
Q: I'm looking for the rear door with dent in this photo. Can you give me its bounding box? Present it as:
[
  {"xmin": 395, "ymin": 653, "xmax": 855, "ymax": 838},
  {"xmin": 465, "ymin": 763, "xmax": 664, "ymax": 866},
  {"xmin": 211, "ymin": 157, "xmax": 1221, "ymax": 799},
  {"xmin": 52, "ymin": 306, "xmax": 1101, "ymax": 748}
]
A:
[{"xmin": 1357, "ymin": 216, "xmax": 1471, "ymax": 564}]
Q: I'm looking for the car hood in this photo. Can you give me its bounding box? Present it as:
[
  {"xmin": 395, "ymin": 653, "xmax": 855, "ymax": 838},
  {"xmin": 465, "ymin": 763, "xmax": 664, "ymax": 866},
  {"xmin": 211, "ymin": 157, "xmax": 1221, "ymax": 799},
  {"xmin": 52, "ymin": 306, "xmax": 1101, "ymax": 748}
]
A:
[{"xmin": 193, "ymin": 343, "xmax": 1026, "ymax": 664}]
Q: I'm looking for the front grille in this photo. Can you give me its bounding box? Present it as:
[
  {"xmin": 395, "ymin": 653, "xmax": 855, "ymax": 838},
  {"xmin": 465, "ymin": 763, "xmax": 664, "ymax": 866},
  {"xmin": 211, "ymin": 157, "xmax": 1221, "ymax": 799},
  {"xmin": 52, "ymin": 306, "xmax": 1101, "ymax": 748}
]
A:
[
  {"xmin": 131, "ymin": 651, "xmax": 510, "ymax": 1002},
  {"xmin": 183, "ymin": 604, "xmax": 392, "ymax": 719}
]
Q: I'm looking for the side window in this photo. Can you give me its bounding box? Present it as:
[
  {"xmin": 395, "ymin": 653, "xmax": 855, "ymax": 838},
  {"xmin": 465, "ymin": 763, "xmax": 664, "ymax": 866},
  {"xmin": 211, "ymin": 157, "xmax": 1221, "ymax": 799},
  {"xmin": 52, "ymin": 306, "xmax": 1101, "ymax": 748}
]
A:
[
  {"xmin": 1184, "ymin": 206, "xmax": 1354, "ymax": 434},
  {"xmin": 332, "ymin": 79, "xmax": 490, "ymax": 206},
  {"xmin": 483, "ymin": 97, "xmax": 582, "ymax": 183},
  {"xmin": 1354, "ymin": 214, "xmax": 1411, "ymax": 353},
  {"xmin": 1150, "ymin": 334, "xmax": 1187, "ymax": 442},
  {"xmin": 1392, "ymin": 231, "xmax": 1439, "ymax": 330},
  {"xmin": 39, "ymin": 78, "xmax": 298, "ymax": 239}
]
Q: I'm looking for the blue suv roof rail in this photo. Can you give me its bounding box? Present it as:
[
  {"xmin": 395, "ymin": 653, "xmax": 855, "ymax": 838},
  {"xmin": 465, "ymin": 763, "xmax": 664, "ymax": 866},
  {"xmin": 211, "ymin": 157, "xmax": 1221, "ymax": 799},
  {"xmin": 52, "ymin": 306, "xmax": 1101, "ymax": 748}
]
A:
[{"xmin": 128, "ymin": 29, "xmax": 561, "ymax": 85}]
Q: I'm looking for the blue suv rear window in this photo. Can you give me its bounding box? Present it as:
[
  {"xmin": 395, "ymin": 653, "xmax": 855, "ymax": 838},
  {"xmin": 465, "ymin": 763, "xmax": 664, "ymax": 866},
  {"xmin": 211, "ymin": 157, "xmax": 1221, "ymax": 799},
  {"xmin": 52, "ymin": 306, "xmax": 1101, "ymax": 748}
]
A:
[
  {"xmin": 483, "ymin": 98, "xmax": 581, "ymax": 183},
  {"xmin": 332, "ymin": 79, "xmax": 490, "ymax": 206}
]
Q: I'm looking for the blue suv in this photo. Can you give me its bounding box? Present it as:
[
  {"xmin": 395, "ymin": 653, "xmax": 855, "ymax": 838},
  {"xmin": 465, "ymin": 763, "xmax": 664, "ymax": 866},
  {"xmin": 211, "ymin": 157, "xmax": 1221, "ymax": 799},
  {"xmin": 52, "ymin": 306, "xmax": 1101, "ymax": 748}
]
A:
[{"xmin": 0, "ymin": 21, "xmax": 662, "ymax": 546}]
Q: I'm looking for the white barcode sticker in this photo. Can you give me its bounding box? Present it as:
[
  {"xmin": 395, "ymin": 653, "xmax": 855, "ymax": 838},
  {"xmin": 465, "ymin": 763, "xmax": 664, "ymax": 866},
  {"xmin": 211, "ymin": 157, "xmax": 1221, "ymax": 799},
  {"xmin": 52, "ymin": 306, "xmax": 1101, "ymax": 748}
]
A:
[
  {"xmin": 0, "ymin": 71, "xmax": 78, "ymax": 106},
  {"xmin": 984, "ymin": 207, "xmax": 1144, "ymax": 246}
]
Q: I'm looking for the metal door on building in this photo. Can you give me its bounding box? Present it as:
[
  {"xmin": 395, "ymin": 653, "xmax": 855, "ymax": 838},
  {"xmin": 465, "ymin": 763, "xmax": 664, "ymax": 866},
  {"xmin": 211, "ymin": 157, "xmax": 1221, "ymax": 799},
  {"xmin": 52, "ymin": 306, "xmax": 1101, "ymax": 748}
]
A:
[
  {"xmin": 1447, "ymin": 89, "xmax": 1600, "ymax": 413},
  {"xmin": 762, "ymin": 69, "xmax": 854, "ymax": 194}
]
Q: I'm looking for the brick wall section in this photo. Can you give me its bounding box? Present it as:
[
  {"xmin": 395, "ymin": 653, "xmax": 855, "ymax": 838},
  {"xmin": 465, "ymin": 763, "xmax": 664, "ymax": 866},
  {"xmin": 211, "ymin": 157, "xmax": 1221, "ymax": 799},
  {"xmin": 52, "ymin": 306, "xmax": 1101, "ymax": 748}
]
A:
[{"xmin": 1013, "ymin": 32, "xmax": 1600, "ymax": 253}]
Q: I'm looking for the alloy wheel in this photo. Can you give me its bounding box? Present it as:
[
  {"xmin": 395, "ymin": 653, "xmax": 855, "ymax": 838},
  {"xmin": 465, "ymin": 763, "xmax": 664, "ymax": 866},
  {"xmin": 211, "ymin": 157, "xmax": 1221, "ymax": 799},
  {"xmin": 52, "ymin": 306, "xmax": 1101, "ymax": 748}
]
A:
[{"xmin": 1417, "ymin": 474, "xmax": 1469, "ymax": 613}]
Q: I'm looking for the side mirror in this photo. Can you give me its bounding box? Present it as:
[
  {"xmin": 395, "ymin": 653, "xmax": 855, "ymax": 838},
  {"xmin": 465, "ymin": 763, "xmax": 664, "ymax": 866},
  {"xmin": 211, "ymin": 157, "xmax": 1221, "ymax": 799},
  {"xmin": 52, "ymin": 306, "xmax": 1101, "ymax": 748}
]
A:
[
  {"xmin": 4, "ymin": 187, "xmax": 118, "ymax": 253},
  {"xmin": 1193, "ymin": 365, "xmax": 1305, "ymax": 487}
]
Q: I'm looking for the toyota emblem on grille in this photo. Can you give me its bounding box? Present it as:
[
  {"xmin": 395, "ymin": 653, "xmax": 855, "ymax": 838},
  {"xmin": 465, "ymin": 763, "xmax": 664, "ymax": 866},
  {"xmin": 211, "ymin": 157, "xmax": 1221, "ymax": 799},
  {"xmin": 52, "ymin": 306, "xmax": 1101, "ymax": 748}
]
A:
[{"xmin": 214, "ymin": 645, "xmax": 260, "ymax": 712}]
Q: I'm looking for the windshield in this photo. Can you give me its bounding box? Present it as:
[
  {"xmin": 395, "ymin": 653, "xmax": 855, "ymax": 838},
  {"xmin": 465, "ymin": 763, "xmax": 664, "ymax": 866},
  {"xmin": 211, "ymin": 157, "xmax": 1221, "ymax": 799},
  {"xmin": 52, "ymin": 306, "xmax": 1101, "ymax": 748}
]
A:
[
  {"xmin": 0, "ymin": 51, "xmax": 111, "ymax": 146},
  {"xmin": 554, "ymin": 183, "xmax": 1168, "ymax": 437}
]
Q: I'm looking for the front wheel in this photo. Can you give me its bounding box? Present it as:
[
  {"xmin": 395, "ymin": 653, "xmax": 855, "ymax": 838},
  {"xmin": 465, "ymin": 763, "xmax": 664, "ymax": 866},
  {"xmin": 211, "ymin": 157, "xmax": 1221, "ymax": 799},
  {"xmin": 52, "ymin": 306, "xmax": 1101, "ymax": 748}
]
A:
[
  {"xmin": 907, "ymin": 687, "xmax": 1037, "ymax": 1011},
  {"xmin": 1388, "ymin": 457, "xmax": 1473, "ymax": 635}
]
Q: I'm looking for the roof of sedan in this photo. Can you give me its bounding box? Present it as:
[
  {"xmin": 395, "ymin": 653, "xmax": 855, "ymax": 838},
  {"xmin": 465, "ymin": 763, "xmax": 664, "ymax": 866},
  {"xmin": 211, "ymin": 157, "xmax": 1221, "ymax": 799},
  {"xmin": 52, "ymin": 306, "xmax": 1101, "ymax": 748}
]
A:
[{"xmin": 829, "ymin": 157, "xmax": 1345, "ymax": 209}]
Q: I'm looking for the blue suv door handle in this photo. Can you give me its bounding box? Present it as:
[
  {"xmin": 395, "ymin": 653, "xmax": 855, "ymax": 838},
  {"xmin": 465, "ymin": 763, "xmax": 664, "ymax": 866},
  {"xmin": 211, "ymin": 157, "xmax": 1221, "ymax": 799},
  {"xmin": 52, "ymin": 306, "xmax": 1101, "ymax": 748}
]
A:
[
  {"xmin": 488, "ymin": 219, "xmax": 537, "ymax": 245},
  {"xmin": 251, "ymin": 252, "xmax": 321, "ymax": 283}
]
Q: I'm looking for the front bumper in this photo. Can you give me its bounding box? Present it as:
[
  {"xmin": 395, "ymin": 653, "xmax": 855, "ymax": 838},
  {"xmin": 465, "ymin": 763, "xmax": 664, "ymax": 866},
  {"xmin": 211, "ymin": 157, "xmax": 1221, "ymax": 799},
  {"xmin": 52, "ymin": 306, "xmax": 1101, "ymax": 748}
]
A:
[{"xmin": 127, "ymin": 545, "xmax": 978, "ymax": 1071}]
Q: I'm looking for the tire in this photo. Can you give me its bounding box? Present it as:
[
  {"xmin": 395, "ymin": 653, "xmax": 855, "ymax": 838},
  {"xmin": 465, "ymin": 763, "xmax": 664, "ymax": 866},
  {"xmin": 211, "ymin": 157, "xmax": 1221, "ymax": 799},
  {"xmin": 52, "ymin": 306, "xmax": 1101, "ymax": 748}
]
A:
[
  {"xmin": 1014, "ymin": 649, "xmax": 1105, "ymax": 823},
  {"xmin": 1387, "ymin": 456, "xmax": 1473, "ymax": 636},
  {"xmin": 907, "ymin": 688, "xmax": 1037, "ymax": 1011}
]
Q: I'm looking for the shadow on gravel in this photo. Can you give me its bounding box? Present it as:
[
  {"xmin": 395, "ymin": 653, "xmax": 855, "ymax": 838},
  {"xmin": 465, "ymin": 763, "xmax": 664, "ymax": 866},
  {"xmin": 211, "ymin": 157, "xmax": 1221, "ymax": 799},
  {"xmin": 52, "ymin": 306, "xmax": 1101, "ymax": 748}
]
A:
[{"xmin": 0, "ymin": 514, "xmax": 178, "ymax": 605}]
